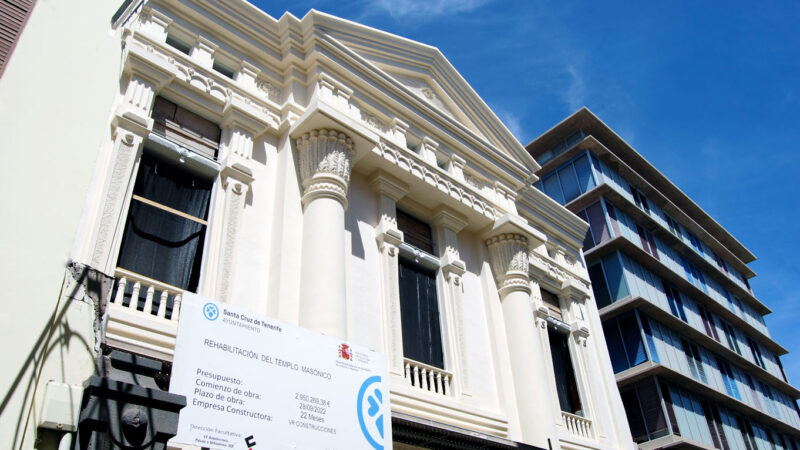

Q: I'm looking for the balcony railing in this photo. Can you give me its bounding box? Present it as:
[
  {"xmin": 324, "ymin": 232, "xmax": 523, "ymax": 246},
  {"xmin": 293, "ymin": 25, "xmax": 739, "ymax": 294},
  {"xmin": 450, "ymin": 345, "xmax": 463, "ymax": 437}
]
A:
[
  {"xmin": 561, "ymin": 411, "xmax": 593, "ymax": 440},
  {"xmin": 105, "ymin": 267, "xmax": 183, "ymax": 360},
  {"xmin": 404, "ymin": 358, "xmax": 452, "ymax": 397}
]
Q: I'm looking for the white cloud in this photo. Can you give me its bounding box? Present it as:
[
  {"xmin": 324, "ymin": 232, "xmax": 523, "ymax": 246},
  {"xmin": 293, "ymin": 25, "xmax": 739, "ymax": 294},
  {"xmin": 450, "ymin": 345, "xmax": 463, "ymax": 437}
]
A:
[
  {"xmin": 493, "ymin": 107, "xmax": 523, "ymax": 142},
  {"xmin": 564, "ymin": 63, "xmax": 586, "ymax": 111},
  {"xmin": 364, "ymin": 0, "xmax": 492, "ymax": 19}
]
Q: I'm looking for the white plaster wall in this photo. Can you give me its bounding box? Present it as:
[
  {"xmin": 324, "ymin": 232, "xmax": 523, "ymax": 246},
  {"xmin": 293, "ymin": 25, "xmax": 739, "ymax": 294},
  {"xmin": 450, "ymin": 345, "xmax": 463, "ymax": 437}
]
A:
[
  {"xmin": 458, "ymin": 230, "xmax": 503, "ymax": 410},
  {"xmin": 0, "ymin": 1, "xmax": 124, "ymax": 448},
  {"xmin": 345, "ymin": 174, "xmax": 383, "ymax": 349},
  {"xmin": 229, "ymin": 134, "xmax": 279, "ymax": 314}
]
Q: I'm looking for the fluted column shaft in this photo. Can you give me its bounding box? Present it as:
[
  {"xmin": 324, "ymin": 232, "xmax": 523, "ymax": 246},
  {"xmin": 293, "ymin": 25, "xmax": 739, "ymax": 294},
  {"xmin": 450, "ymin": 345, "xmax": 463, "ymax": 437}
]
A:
[
  {"xmin": 486, "ymin": 234, "xmax": 558, "ymax": 448},
  {"xmin": 296, "ymin": 129, "xmax": 353, "ymax": 339}
]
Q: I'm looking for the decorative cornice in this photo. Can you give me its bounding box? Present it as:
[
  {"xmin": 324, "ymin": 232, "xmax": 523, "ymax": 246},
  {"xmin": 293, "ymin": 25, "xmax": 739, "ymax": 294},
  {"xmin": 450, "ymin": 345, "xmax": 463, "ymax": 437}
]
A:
[
  {"xmin": 297, "ymin": 129, "xmax": 354, "ymax": 208},
  {"xmin": 374, "ymin": 140, "xmax": 498, "ymax": 220},
  {"xmin": 368, "ymin": 171, "xmax": 409, "ymax": 202}
]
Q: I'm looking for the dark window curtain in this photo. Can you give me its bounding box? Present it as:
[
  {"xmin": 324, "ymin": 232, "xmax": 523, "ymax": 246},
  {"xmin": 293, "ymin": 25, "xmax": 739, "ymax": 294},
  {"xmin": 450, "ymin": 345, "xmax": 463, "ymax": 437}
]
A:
[
  {"xmin": 399, "ymin": 259, "xmax": 443, "ymax": 368},
  {"xmin": 548, "ymin": 329, "xmax": 582, "ymax": 415},
  {"xmin": 117, "ymin": 155, "xmax": 212, "ymax": 291},
  {"xmin": 132, "ymin": 154, "xmax": 212, "ymax": 219}
]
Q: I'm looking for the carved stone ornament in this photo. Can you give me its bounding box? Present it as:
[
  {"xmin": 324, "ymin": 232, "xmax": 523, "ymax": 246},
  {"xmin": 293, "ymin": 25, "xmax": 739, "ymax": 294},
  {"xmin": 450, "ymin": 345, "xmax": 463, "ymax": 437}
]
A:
[
  {"xmin": 486, "ymin": 233, "xmax": 531, "ymax": 296},
  {"xmin": 296, "ymin": 129, "xmax": 354, "ymax": 208}
]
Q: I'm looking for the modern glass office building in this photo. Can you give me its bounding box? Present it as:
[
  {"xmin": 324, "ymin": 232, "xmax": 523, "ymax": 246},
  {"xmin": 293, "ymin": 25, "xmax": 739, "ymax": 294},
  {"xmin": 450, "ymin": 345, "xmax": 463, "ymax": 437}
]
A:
[{"xmin": 527, "ymin": 108, "xmax": 800, "ymax": 450}]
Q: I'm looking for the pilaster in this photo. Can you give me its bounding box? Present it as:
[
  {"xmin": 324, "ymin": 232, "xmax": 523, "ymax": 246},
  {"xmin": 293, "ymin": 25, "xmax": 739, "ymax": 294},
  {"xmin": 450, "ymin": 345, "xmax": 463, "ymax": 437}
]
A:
[
  {"xmin": 433, "ymin": 207, "xmax": 470, "ymax": 397},
  {"xmin": 368, "ymin": 171, "xmax": 408, "ymax": 376}
]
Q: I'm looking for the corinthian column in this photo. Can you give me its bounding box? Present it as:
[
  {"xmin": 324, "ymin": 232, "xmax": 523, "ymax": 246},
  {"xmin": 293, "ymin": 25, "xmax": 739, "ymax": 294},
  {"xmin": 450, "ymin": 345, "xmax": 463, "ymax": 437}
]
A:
[
  {"xmin": 296, "ymin": 129, "xmax": 354, "ymax": 339},
  {"xmin": 486, "ymin": 233, "xmax": 557, "ymax": 448}
]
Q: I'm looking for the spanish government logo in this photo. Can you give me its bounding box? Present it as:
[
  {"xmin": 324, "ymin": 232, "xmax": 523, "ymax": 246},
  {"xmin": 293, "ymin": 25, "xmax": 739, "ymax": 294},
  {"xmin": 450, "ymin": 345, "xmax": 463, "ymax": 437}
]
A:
[
  {"xmin": 338, "ymin": 344, "xmax": 353, "ymax": 361},
  {"xmin": 357, "ymin": 376, "xmax": 384, "ymax": 450},
  {"xmin": 202, "ymin": 302, "xmax": 219, "ymax": 321}
]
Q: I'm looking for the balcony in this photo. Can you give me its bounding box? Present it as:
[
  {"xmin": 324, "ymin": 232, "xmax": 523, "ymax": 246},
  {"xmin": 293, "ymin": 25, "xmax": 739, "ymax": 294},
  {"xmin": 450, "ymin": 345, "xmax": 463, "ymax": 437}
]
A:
[
  {"xmin": 561, "ymin": 411, "xmax": 594, "ymax": 440},
  {"xmin": 404, "ymin": 358, "xmax": 453, "ymax": 397},
  {"xmin": 104, "ymin": 267, "xmax": 183, "ymax": 361}
]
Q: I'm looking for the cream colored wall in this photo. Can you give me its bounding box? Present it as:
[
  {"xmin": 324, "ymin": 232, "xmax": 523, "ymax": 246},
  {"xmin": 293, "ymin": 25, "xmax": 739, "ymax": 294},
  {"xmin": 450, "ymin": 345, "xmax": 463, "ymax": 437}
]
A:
[{"xmin": 0, "ymin": 1, "xmax": 124, "ymax": 448}]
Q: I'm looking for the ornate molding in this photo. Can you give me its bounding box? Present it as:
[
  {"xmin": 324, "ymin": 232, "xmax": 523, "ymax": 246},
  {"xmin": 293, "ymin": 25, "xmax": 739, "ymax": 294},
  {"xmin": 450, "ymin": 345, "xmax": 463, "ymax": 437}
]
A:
[
  {"xmin": 375, "ymin": 141, "xmax": 498, "ymax": 220},
  {"xmin": 486, "ymin": 233, "xmax": 530, "ymax": 296},
  {"xmin": 296, "ymin": 129, "xmax": 354, "ymax": 208}
]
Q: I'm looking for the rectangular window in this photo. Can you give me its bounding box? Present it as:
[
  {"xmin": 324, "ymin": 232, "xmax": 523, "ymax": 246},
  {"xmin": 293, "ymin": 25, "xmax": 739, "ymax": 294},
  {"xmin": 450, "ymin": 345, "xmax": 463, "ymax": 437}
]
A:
[
  {"xmin": 548, "ymin": 328, "xmax": 583, "ymax": 415},
  {"xmin": 640, "ymin": 315, "xmax": 660, "ymax": 363},
  {"xmin": 151, "ymin": 96, "xmax": 221, "ymax": 160},
  {"xmin": 737, "ymin": 416, "xmax": 757, "ymax": 450},
  {"xmin": 584, "ymin": 201, "xmax": 611, "ymax": 247},
  {"xmin": 542, "ymin": 172, "xmax": 566, "ymax": 204},
  {"xmin": 573, "ymin": 154, "xmax": 596, "ymax": 193},
  {"xmin": 620, "ymin": 378, "xmax": 668, "ymax": 443},
  {"xmin": 747, "ymin": 337, "xmax": 766, "ymax": 369},
  {"xmin": 776, "ymin": 357, "xmax": 789, "ymax": 383},
  {"xmin": 602, "ymin": 252, "xmax": 630, "ymax": 302},
  {"xmin": 717, "ymin": 358, "xmax": 741, "ymax": 400},
  {"xmin": 702, "ymin": 401, "xmax": 730, "ymax": 450},
  {"xmin": 714, "ymin": 253, "xmax": 729, "ymax": 274},
  {"xmin": 761, "ymin": 382, "xmax": 781, "ymax": 419},
  {"xmin": 660, "ymin": 381, "xmax": 681, "ymax": 436},
  {"xmin": 682, "ymin": 258, "xmax": 708, "ymax": 293},
  {"xmin": 116, "ymin": 153, "xmax": 212, "ymax": 292},
  {"xmin": 588, "ymin": 262, "xmax": 612, "ymax": 309},
  {"xmin": 604, "ymin": 200, "xmax": 622, "ymax": 236},
  {"xmin": 682, "ymin": 339, "xmax": 707, "ymax": 383},
  {"xmin": 662, "ymin": 281, "xmax": 688, "ymax": 322},
  {"xmin": 603, "ymin": 312, "xmax": 648, "ymax": 373},
  {"xmin": 629, "ymin": 185, "xmax": 651, "ymax": 214},
  {"xmin": 397, "ymin": 210, "xmax": 435, "ymax": 254},
  {"xmin": 576, "ymin": 210, "xmax": 594, "ymax": 250},
  {"xmin": 636, "ymin": 224, "xmax": 660, "ymax": 260},
  {"xmin": 541, "ymin": 289, "xmax": 562, "ymax": 320},
  {"xmin": 398, "ymin": 259, "xmax": 443, "ymax": 368},
  {"xmin": 665, "ymin": 214, "xmax": 682, "ymax": 238},
  {"xmin": 698, "ymin": 307, "xmax": 720, "ymax": 341},
  {"xmin": 745, "ymin": 375, "xmax": 763, "ymax": 411},
  {"xmin": 558, "ymin": 164, "xmax": 581, "ymax": 203},
  {"xmin": 721, "ymin": 322, "xmax": 742, "ymax": 355},
  {"xmin": 687, "ymin": 231, "xmax": 704, "ymax": 253}
]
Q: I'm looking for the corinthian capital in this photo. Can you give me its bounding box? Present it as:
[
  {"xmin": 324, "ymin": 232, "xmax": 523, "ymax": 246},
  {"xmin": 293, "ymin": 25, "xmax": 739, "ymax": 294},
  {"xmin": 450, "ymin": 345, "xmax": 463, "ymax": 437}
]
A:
[
  {"xmin": 486, "ymin": 233, "xmax": 530, "ymax": 296},
  {"xmin": 296, "ymin": 129, "xmax": 354, "ymax": 208}
]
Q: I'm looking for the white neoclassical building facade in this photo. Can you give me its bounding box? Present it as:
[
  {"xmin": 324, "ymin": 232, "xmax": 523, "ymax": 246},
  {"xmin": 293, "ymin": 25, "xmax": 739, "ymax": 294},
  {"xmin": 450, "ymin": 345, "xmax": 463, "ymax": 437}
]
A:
[{"xmin": 0, "ymin": 1, "xmax": 634, "ymax": 449}]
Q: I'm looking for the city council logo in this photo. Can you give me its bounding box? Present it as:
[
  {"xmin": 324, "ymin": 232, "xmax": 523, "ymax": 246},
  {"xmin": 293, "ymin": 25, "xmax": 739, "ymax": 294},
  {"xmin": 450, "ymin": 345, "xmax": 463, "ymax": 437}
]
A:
[
  {"xmin": 357, "ymin": 376, "xmax": 384, "ymax": 450},
  {"xmin": 202, "ymin": 302, "xmax": 219, "ymax": 321}
]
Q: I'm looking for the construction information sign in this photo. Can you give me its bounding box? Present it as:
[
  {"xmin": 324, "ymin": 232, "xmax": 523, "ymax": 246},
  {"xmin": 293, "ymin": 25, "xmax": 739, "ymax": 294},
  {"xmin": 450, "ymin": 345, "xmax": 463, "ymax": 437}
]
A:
[{"xmin": 169, "ymin": 293, "xmax": 389, "ymax": 450}]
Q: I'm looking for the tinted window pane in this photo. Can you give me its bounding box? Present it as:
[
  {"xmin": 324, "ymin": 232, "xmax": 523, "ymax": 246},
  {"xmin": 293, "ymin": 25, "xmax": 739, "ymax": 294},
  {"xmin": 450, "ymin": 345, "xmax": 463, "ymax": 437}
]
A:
[
  {"xmin": 588, "ymin": 263, "xmax": 611, "ymax": 308},
  {"xmin": 573, "ymin": 155, "xmax": 595, "ymax": 193},
  {"xmin": 542, "ymin": 173, "xmax": 565, "ymax": 204},
  {"xmin": 602, "ymin": 252, "xmax": 630, "ymax": 301},
  {"xmin": 586, "ymin": 202, "xmax": 610, "ymax": 245},
  {"xmin": 620, "ymin": 314, "xmax": 647, "ymax": 367},
  {"xmin": 603, "ymin": 321, "xmax": 627, "ymax": 373},
  {"xmin": 558, "ymin": 165, "xmax": 581, "ymax": 203}
]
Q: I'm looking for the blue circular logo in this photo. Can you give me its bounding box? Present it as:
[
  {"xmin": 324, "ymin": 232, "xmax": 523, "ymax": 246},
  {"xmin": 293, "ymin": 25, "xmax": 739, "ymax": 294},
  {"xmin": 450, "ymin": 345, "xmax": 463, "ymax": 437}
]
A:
[
  {"xmin": 357, "ymin": 376, "xmax": 384, "ymax": 450},
  {"xmin": 203, "ymin": 302, "xmax": 219, "ymax": 321}
]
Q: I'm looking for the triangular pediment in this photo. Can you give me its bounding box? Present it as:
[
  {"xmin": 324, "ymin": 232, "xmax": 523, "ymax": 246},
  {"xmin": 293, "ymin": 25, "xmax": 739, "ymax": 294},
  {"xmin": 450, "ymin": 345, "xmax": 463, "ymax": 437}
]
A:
[{"xmin": 308, "ymin": 11, "xmax": 539, "ymax": 174}]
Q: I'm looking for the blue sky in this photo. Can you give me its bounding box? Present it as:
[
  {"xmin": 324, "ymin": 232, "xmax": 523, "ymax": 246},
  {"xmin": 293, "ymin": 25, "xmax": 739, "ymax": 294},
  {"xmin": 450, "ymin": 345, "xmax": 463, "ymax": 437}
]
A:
[{"xmin": 252, "ymin": 0, "xmax": 800, "ymax": 381}]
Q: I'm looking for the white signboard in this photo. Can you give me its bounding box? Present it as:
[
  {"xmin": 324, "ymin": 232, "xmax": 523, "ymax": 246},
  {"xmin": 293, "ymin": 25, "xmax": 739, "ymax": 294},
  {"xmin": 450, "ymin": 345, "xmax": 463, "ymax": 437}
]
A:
[{"xmin": 169, "ymin": 293, "xmax": 389, "ymax": 450}]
